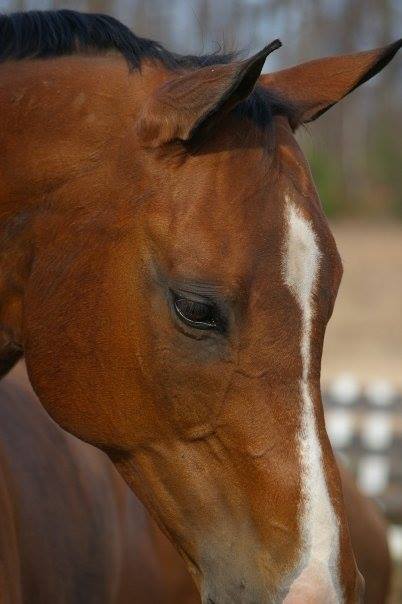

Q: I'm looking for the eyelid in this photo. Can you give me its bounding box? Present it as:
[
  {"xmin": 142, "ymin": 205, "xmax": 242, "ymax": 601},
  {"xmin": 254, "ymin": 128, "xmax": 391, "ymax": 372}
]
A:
[
  {"xmin": 170, "ymin": 288, "xmax": 217, "ymax": 306},
  {"xmin": 167, "ymin": 276, "xmax": 230, "ymax": 300},
  {"xmin": 170, "ymin": 287, "xmax": 222, "ymax": 310}
]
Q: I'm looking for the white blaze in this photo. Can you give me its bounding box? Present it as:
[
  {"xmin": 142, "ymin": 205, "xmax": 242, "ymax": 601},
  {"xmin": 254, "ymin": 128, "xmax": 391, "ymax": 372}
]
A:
[{"xmin": 282, "ymin": 198, "xmax": 341, "ymax": 603}]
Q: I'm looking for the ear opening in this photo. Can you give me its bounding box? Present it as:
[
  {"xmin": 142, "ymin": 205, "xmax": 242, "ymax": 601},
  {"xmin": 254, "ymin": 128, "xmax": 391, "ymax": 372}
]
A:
[
  {"xmin": 259, "ymin": 39, "xmax": 401, "ymax": 128},
  {"xmin": 137, "ymin": 39, "xmax": 282, "ymax": 148}
]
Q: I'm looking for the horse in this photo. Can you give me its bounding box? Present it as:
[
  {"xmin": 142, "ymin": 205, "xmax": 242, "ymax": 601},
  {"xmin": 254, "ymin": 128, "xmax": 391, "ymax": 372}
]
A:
[
  {"xmin": 0, "ymin": 361, "xmax": 198, "ymax": 603},
  {"xmin": 0, "ymin": 9, "xmax": 399, "ymax": 603},
  {"xmin": 0, "ymin": 365, "xmax": 390, "ymax": 604}
]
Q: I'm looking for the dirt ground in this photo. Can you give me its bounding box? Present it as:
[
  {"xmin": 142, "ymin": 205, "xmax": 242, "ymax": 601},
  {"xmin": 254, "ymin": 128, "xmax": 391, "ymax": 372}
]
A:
[{"xmin": 322, "ymin": 221, "xmax": 402, "ymax": 388}]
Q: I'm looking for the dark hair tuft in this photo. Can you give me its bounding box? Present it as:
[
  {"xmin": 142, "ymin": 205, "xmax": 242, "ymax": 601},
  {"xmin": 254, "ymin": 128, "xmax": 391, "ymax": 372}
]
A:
[{"xmin": 0, "ymin": 9, "xmax": 235, "ymax": 69}]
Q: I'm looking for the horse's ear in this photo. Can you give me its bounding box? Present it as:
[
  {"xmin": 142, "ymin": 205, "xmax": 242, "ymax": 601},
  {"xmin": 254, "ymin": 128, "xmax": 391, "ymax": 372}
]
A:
[
  {"xmin": 259, "ymin": 40, "xmax": 401, "ymax": 129},
  {"xmin": 137, "ymin": 40, "xmax": 281, "ymax": 147}
]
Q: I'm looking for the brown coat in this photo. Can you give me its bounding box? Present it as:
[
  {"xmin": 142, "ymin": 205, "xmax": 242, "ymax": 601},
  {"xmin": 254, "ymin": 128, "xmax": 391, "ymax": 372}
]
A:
[{"xmin": 0, "ymin": 364, "xmax": 197, "ymax": 604}]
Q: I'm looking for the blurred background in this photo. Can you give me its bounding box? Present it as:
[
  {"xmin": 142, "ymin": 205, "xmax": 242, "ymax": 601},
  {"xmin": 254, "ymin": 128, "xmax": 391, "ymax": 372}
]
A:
[{"xmin": 3, "ymin": 0, "xmax": 402, "ymax": 600}]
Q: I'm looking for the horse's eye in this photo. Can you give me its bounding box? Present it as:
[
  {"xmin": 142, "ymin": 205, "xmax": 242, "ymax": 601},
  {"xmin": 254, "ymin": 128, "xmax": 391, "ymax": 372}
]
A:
[{"xmin": 172, "ymin": 293, "xmax": 224, "ymax": 332}]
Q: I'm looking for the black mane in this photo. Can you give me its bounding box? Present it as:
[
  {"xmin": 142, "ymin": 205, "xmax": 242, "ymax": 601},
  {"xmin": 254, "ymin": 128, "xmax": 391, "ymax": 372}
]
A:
[
  {"xmin": 0, "ymin": 9, "xmax": 295, "ymax": 129},
  {"xmin": 0, "ymin": 9, "xmax": 234, "ymax": 69}
]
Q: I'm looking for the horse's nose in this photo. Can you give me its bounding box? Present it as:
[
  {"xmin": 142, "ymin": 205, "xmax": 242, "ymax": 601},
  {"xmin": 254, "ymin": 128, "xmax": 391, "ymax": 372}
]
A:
[
  {"xmin": 283, "ymin": 563, "xmax": 337, "ymax": 603},
  {"xmin": 283, "ymin": 558, "xmax": 364, "ymax": 603}
]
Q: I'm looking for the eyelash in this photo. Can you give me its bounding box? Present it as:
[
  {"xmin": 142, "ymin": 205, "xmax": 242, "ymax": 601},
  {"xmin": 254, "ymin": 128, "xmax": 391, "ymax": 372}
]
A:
[{"xmin": 171, "ymin": 291, "xmax": 226, "ymax": 333}]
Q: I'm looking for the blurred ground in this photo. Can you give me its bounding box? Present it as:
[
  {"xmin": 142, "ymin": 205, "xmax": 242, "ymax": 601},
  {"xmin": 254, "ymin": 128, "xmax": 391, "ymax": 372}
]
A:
[
  {"xmin": 321, "ymin": 221, "xmax": 402, "ymax": 603},
  {"xmin": 322, "ymin": 221, "xmax": 402, "ymax": 388}
]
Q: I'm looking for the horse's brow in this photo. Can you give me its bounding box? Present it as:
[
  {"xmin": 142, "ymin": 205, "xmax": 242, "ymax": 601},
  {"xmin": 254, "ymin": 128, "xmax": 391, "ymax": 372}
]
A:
[{"xmin": 166, "ymin": 276, "xmax": 239, "ymax": 300}]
